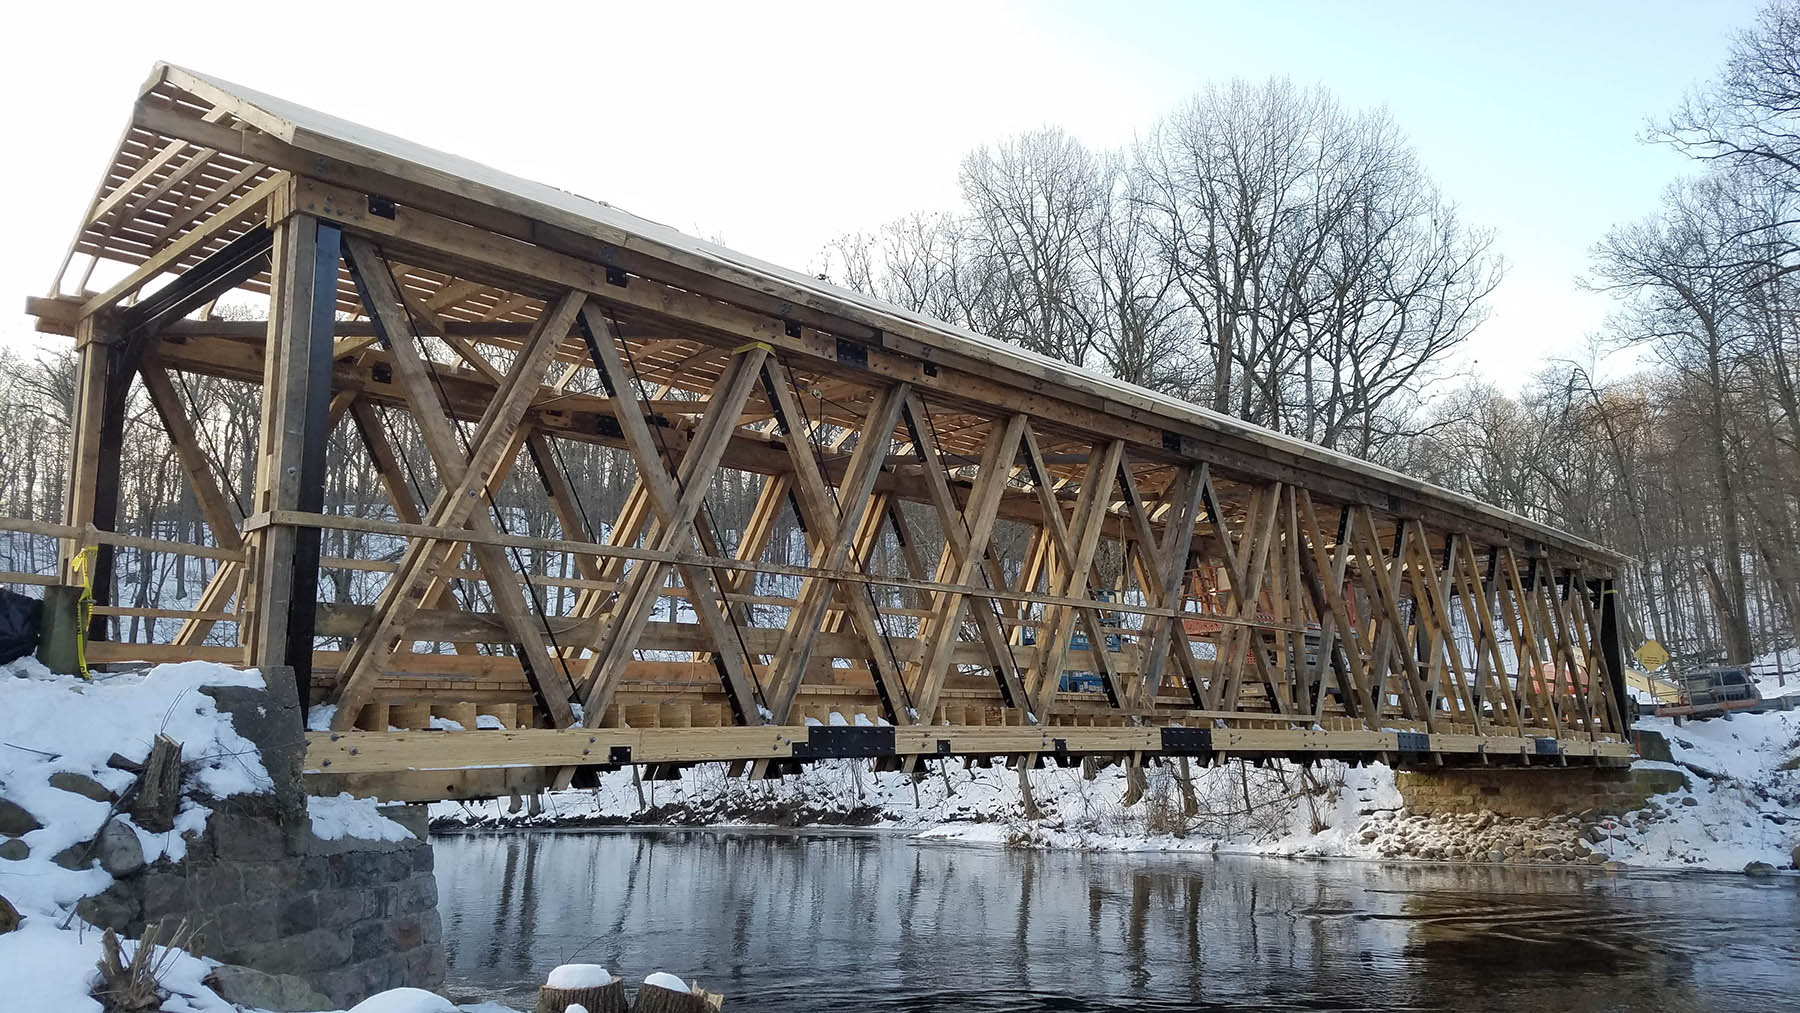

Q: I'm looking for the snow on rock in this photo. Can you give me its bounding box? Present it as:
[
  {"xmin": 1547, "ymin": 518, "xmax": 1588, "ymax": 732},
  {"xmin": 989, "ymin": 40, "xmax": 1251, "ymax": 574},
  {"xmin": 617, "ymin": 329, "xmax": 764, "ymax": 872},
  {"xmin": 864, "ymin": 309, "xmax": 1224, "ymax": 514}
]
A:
[
  {"xmin": 433, "ymin": 705, "xmax": 1799, "ymax": 872},
  {"xmin": 1614, "ymin": 707, "xmax": 1800, "ymax": 870},
  {"xmin": 566, "ymin": 1005, "xmax": 589, "ymax": 1013},
  {"xmin": 348, "ymin": 986, "xmax": 458, "ymax": 1012},
  {"xmin": 0, "ymin": 657, "xmax": 277, "ymax": 1013},
  {"xmin": 0, "ymin": 658, "xmax": 270, "ymax": 919},
  {"xmin": 547, "ymin": 963, "xmax": 614, "ymax": 988},
  {"xmin": 643, "ymin": 972, "xmax": 689, "ymax": 991},
  {"xmin": 309, "ymin": 792, "xmax": 415, "ymax": 842}
]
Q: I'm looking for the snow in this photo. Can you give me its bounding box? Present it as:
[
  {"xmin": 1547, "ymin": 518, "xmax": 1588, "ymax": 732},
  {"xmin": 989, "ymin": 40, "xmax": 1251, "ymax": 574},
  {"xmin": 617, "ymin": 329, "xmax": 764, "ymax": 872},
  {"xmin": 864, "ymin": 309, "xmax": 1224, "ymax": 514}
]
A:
[
  {"xmin": 0, "ymin": 658, "xmax": 270, "ymax": 920},
  {"xmin": 546, "ymin": 963, "xmax": 614, "ymax": 988},
  {"xmin": 348, "ymin": 987, "xmax": 458, "ymax": 1012},
  {"xmin": 566, "ymin": 1006, "xmax": 588, "ymax": 1013},
  {"xmin": 309, "ymin": 792, "xmax": 415, "ymax": 842},
  {"xmin": 0, "ymin": 918, "xmax": 246, "ymax": 1013},
  {"xmin": 307, "ymin": 703, "xmax": 339, "ymax": 731},
  {"xmin": 436, "ymin": 701, "xmax": 1799, "ymax": 873},
  {"xmin": 0, "ymin": 657, "xmax": 466, "ymax": 1013},
  {"xmin": 0, "ymin": 658, "xmax": 282, "ymax": 1013},
  {"xmin": 1615, "ymin": 707, "xmax": 1800, "ymax": 869},
  {"xmin": 643, "ymin": 972, "xmax": 689, "ymax": 992}
]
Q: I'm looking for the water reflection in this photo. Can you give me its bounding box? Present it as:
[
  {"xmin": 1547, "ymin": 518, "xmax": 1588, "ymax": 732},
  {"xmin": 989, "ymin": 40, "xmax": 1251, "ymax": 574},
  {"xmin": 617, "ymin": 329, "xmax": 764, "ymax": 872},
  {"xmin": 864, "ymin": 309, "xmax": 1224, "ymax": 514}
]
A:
[{"xmin": 434, "ymin": 829, "xmax": 1800, "ymax": 1012}]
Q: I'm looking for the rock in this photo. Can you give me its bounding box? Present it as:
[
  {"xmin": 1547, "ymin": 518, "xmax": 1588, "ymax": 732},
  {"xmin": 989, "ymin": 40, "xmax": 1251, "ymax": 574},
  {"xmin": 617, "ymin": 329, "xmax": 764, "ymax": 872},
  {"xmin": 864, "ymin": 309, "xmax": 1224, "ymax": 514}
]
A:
[
  {"xmin": 96, "ymin": 819, "xmax": 143, "ymax": 877},
  {"xmin": 0, "ymin": 839, "xmax": 27, "ymax": 861},
  {"xmin": 73, "ymin": 884, "xmax": 135, "ymax": 931},
  {"xmin": 204, "ymin": 964, "xmax": 334, "ymax": 1012},
  {"xmin": 1790, "ymin": 843, "xmax": 1800, "ymax": 869},
  {"xmin": 0, "ymin": 799, "xmax": 41, "ymax": 837},
  {"xmin": 48, "ymin": 770, "xmax": 116, "ymax": 804},
  {"xmin": 1744, "ymin": 861, "xmax": 1776, "ymax": 877},
  {"xmin": 1679, "ymin": 796, "xmax": 1699, "ymax": 807},
  {"xmin": 1582, "ymin": 825, "xmax": 1607, "ymax": 844},
  {"xmin": 0, "ymin": 895, "xmax": 17, "ymax": 934},
  {"xmin": 51, "ymin": 843, "xmax": 90, "ymax": 871}
]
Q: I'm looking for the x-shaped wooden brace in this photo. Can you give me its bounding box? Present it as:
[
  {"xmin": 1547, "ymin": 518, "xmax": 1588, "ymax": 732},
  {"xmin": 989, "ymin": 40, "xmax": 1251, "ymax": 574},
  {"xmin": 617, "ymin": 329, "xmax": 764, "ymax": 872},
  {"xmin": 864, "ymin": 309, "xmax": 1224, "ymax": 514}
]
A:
[
  {"xmin": 1344, "ymin": 507, "xmax": 1433, "ymax": 728},
  {"xmin": 1447, "ymin": 536, "xmax": 1526, "ymax": 737},
  {"xmin": 1022, "ymin": 437, "xmax": 1125, "ymax": 722},
  {"xmin": 899, "ymin": 404, "xmax": 1031, "ymax": 726},
  {"xmin": 1117, "ymin": 461, "xmax": 1207, "ymax": 708},
  {"xmin": 1201, "ymin": 477, "xmax": 1291, "ymax": 714},
  {"xmin": 329, "ymin": 236, "xmax": 584, "ymax": 731},
  {"xmin": 572, "ymin": 309, "xmax": 771, "ymax": 728},
  {"xmin": 1294, "ymin": 491, "xmax": 1377, "ymax": 722},
  {"xmin": 1399, "ymin": 523, "xmax": 1479, "ymax": 731},
  {"xmin": 759, "ymin": 371, "xmax": 914, "ymax": 725}
]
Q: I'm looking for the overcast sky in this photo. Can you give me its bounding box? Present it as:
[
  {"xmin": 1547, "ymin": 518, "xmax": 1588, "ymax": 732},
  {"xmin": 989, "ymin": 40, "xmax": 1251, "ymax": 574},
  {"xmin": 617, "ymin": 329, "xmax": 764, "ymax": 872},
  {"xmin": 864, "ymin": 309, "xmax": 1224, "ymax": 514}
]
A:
[{"xmin": 0, "ymin": 0, "xmax": 1762, "ymax": 390}]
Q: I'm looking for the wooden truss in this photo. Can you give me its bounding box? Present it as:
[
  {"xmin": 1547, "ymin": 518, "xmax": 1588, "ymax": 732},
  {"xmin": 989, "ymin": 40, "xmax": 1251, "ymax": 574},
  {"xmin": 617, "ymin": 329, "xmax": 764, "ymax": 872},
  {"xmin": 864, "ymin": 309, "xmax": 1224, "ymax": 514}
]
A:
[{"xmin": 19, "ymin": 65, "xmax": 1634, "ymax": 798}]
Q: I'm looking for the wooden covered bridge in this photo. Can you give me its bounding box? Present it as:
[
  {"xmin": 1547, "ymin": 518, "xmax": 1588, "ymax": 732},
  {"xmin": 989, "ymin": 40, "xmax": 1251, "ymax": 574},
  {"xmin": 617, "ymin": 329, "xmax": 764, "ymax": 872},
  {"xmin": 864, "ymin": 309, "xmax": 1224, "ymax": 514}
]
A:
[{"xmin": 18, "ymin": 64, "xmax": 1632, "ymax": 801}]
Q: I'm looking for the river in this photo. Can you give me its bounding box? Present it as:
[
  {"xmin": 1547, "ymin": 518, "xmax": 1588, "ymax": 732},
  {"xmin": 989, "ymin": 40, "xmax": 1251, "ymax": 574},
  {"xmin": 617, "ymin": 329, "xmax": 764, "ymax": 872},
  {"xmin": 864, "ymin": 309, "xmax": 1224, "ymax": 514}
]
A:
[{"xmin": 433, "ymin": 828, "xmax": 1799, "ymax": 1012}]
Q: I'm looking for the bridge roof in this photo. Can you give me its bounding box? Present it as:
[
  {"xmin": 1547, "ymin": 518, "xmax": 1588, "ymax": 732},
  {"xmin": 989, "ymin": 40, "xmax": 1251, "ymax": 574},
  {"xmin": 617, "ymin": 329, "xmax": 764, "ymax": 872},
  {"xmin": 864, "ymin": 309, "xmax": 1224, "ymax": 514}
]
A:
[{"xmin": 34, "ymin": 61, "xmax": 1625, "ymax": 571}]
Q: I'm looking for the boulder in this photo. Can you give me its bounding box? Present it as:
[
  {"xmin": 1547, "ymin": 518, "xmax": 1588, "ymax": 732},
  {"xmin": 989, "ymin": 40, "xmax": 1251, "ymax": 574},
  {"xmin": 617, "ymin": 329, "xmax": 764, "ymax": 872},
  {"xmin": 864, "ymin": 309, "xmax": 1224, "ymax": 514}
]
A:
[
  {"xmin": 96, "ymin": 819, "xmax": 144, "ymax": 877},
  {"xmin": 48, "ymin": 770, "xmax": 116, "ymax": 804},
  {"xmin": 204, "ymin": 964, "xmax": 334, "ymax": 1012},
  {"xmin": 73, "ymin": 884, "xmax": 135, "ymax": 931},
  {"xmin": 1744, "ymin": 861, "xmax": 1776, "ymax": 877},
  {"xmin": 0, "ymin": 894, "xmax": 17, "ymax": 934},
  {"xmin": 51, "ymin": 843, "xmax": 90, "ymax": 871},
  {"xmin": 0, "ymin": 839, "xmax": 27, "ymax": 861},
  {"xmin": 0, "ymin": 799, "xmax": 40, "ymax": 837},
  {"xmin": 1791, "ymin": 843, "xmax": 1799, "ymax": 869}
]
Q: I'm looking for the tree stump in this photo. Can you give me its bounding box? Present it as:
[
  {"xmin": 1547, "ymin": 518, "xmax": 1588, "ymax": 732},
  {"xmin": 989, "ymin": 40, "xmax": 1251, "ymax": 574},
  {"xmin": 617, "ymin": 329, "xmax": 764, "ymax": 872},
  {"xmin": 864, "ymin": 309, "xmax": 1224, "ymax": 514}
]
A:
[
  {"xmin": 630, "ymin": 974, "xmax": 722, "ymax": 1013},
  {"xmin": 131, "ymin": 735, "xmax": 182, "ymax": 833},
  {"xmin": 534, "ymin": 980, "xmax": 626, "ymax": 1013},
  {"xmin": 536, "ymin": 965, "xmax": 626, "ymax": 1013}
]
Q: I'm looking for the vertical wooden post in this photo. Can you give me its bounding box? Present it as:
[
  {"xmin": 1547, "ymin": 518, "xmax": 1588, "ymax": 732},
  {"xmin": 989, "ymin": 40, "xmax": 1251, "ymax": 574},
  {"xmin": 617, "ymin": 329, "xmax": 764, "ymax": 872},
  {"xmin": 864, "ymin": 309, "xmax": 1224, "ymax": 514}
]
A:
[
  {"xmin": 244, "ymin": 214, "xmax": 340, "ymax": 708},
  {"xmin": 62, "ymin": 315, "xmax": 114, "ymax": 636}
]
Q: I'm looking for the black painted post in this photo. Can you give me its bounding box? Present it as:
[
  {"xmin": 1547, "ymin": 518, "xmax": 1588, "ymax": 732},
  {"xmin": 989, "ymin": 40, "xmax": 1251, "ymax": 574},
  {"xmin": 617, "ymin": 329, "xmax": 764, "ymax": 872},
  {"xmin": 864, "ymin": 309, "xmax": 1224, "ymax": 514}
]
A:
[
  {"xmin": 283, "ymin": 221, "xmax": 342, "ymax": 704},
  {"xmin": 1598, "ymin": 578, "xmax": 1628, "ymax": 731},
  {"xmin": 245, "ymin": 215, "xmax": 340, "ymax": 715}
]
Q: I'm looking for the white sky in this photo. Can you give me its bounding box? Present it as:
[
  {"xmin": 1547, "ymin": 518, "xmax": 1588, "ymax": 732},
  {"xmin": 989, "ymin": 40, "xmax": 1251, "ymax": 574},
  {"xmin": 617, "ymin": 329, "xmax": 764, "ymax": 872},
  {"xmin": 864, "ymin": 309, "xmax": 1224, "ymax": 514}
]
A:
[{"xmin": 0, "ymin": 0, "xmax": 1761, "ymax": 391}]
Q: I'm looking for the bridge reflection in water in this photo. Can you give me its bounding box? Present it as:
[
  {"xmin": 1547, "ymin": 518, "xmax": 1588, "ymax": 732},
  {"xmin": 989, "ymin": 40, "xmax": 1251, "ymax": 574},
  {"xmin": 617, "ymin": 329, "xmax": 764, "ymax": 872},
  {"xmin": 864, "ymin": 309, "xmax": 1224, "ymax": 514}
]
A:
[{"xmin": 435, "ymin": 830, "xmax": 1798, "ymax": 1012}]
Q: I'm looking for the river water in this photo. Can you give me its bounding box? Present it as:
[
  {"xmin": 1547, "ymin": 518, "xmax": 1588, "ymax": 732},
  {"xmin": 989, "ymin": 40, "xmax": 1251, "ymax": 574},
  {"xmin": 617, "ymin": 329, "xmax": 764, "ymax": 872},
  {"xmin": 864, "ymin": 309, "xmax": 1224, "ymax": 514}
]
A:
[{"xmin": 433, "ymin": 829, "xmax": 1799, "ymax": 1012}]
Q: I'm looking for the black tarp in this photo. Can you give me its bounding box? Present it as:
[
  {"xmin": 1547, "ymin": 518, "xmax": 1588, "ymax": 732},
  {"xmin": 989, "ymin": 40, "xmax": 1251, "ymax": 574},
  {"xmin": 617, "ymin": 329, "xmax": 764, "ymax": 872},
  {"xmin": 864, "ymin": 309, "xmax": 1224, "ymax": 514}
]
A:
[{"xmin": 0, "ymin": 588, "xmax": 41, "ymax": 664}]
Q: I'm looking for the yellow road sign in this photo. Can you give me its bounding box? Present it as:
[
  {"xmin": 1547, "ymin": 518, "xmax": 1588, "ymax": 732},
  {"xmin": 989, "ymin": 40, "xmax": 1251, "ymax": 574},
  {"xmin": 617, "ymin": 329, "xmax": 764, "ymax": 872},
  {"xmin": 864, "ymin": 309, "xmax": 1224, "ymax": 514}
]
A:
[{"xmin": 1634, "ymin": 639, "xmax": 1669, "ymax": 671}]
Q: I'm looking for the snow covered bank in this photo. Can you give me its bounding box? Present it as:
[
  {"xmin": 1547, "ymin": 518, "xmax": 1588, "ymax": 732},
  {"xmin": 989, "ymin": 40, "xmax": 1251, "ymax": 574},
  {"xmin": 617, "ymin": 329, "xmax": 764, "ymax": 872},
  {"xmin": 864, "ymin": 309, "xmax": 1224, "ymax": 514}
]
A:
[
  {"xmin": 0, "ymin": 658, "xmax": 477, "ymax": 1013},
  {"xmin": 0, "ymin": 658, "xmax": 272, "ymax": 1013},
  {"xmin": 435, "ymin": 713, "xmax": 1799, "ymax": 874}
]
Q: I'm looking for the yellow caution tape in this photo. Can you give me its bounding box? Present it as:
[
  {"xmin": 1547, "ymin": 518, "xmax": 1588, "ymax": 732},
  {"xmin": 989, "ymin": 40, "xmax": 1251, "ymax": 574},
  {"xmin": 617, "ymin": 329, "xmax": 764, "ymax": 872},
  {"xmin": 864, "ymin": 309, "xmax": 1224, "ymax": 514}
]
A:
[
  {"xmin": 733, "ymin": 341, "xmax": 775, "ymax": 356},
  {"xmin": 68, "ymin": 546, "xmax": 96, "ymax": 680}
]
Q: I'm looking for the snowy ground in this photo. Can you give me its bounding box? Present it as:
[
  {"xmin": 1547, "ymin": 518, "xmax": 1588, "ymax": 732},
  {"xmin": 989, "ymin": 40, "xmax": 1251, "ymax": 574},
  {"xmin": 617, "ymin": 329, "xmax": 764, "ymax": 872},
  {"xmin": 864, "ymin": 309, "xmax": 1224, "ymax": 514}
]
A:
[
  {"xmin": 0, "ymin": 658, "xmax": 512, "ymax": 1013},
  {"xmin": 436, "ymin": 705, "xmax": 1800, "ymax": 874}
]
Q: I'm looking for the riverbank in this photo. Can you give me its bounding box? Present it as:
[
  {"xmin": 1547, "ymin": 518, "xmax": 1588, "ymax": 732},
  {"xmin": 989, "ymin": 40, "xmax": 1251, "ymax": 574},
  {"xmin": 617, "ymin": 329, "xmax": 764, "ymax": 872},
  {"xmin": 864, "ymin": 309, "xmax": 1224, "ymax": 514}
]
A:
[
  {"xmin": 0, "ymin": 658, "xmax": 454, "ymax": 1013},
  {"xmin": 433, "ymin": 708, "xmax": 1800, "ymax": 874}
]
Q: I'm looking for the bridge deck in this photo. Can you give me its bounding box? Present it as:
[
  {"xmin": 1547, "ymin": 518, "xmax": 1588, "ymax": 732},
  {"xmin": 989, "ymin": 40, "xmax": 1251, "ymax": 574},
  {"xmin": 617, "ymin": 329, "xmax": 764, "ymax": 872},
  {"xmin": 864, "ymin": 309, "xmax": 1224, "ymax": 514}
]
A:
[{"xmin": 18, "ymin": 63, "xmax": 1634, "ymax": 804}]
